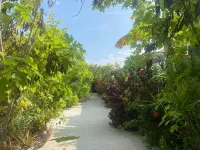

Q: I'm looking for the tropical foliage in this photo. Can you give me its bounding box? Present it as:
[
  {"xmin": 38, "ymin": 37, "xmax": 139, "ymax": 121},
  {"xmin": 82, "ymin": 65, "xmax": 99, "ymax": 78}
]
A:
[
  {"xmin": 93, "ymin": 0, "xmax": 200, "ymax": 149},
  {"xmin": 0, "ymin": 0, "xmax": 93, "ymax": 149},
  {"xmin": 89, "ymin": 64, "xmax": 114, "ymax": 93}
]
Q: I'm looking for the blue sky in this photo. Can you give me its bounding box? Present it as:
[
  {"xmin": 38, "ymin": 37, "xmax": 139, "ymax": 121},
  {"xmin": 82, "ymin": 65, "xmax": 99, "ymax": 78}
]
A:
[{"xmin": 44, "ymin": 0, "xmax": 133, "ymax": 65}]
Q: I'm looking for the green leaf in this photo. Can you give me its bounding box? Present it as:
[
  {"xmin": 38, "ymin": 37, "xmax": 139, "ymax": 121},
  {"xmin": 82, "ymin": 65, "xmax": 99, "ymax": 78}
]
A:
[{"xmin": 170, "ymin": 124, "xmax": 179, "ymax": 133}]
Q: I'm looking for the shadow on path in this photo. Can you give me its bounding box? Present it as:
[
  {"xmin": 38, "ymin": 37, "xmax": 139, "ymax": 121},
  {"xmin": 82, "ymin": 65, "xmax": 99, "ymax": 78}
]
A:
[{"xmin": 39, "ymin": 94, "xmax": 147, "ymax": 150}]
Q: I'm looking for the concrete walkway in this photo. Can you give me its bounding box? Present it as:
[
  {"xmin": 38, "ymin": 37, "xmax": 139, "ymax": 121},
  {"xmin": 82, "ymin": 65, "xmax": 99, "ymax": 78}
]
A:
[{"xmin": 39, "ymin": 94, "xmax": 148, "ymax": 150}]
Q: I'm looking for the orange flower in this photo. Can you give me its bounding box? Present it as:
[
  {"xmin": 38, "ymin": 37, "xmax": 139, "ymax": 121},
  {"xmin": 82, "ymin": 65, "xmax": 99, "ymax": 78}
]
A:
[{"xmin": 125, "ymin": 97, "xmax": 128, "ymax": 101}]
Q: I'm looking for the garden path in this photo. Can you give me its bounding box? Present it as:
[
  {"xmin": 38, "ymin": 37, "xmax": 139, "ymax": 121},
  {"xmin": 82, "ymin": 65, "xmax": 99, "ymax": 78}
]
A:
[{"xmin": 39, "ymin": 93, "xmax": 147, "ymax": 150}]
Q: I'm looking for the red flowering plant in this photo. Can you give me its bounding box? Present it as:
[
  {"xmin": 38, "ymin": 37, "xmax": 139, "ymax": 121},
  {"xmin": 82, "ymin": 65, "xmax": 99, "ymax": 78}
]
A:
[
  {"xmin": 102, "ymin": 55, "xmax": 165, "ymax": 134},
  {"xmin": 103, "ymin": 70, "xmax": 128, "ymax": 127},
  {"xmin": 124, "ymin": 97, "xmax": 129, "ymax": 101},
  {"xmin": 153, "ymin": 111, "xmax": 159, "ymax": 118},
  {"xmin": 117, "ymin": 55, "xmax": 165, "ymax": 133}
]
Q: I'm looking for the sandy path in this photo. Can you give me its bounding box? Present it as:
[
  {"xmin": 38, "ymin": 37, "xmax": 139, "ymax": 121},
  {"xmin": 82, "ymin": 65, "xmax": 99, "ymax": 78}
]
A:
[{"xmin": 39, "ymin": 94, "xmax": 148, "ymax": 150}]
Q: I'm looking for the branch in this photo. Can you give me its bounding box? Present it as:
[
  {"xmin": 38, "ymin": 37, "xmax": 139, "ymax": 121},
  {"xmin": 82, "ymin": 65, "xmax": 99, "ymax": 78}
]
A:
[
  {"xmin": 25, "ymin": 0, "xmax": 41, "ymax": 56},
  {"xmin": 27, "ymin": 8, "xmax": 44, "ymax": 55},
  {"xmin": 71, "ymin": 0, "xmax": 86, "ymax": 17}
]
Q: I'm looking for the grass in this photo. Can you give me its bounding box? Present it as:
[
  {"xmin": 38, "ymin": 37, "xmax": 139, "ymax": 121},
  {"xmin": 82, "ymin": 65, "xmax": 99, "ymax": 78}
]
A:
[{"xmin": 51, "ymin": 136, "xmax": 79, "ymax": 143}]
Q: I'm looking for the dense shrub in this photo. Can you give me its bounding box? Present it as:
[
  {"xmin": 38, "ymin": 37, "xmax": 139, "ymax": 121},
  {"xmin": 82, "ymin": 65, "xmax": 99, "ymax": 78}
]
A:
[
  {"xmin": 95, "ymin": 80, "xmax": 110, "ymax": 94},
  {"xmin": 105, "ymin": 81, "xmax": 126, "ymax": 127},
  {"xmin": 93, "ymin": 0, "xmax": 200, "ymax": 149},
  {"xmin": 0, "ymin": 1, "xmax": 93, "ymax": 149},
  {"xmin": 89, "ymin": 64, "xmax": 114, "ymax": 94},
  {"xmin": 102, "ymin": 56, "xmax": 200, "ymax": 149}
]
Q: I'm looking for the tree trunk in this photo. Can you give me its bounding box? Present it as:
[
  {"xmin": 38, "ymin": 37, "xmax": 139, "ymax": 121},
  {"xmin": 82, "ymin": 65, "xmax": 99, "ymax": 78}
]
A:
[{"xmin": 0, "ymin": 101, "xmax": 14, "ymax": 148}]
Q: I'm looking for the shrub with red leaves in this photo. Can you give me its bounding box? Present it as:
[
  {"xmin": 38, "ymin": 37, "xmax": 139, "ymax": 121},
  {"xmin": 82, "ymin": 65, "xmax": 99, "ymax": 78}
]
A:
[{"xmin": 95, "ymin": 80, "xmax": 110, "ymax": 94}]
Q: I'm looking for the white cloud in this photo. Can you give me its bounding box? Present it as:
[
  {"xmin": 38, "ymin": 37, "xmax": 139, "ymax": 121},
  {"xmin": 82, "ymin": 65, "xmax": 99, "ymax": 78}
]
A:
[
  {"xmin": 87, "ymin": 49, "xmax": 133, "ymax": 66},
  {"xmin": 55, "ymin": 1, "xmax": 60, "ymax": 5},
  {"xmin": 117, "ymin": 49, "xmax": 132, "ymax": 57}
]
